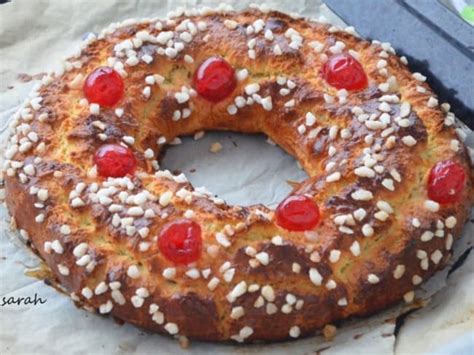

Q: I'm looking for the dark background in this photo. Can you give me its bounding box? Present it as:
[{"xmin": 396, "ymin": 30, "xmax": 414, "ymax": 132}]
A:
[{"xmin": 325, "ymin": 0, "xmax": 473, "ymax": 129}]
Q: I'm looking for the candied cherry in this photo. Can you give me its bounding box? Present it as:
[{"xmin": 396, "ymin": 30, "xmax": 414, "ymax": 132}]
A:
[
  {"xmin": 428, "ymin": 160, "xmax": 466, "ymax": 204},
  {"xmin": 276, "ymin": 195, "xmax": 321, "ymax": 231},
  {"xmin": 83, "ymin": 67, "xmax": 124, "ymax": 107},
  {"xmin": 322, "ymin": 53, "xmax": 368, "ymax": 91},
  {"xmin": 94, "ymin": 144, "xmax": 137, "ymax": 178},
  {"xmin": 193, "ymin": 56, "xmax": 237, "ymax": 102},
  {"xmin": 158, "ymin": 219, "xmax": 202, "ymax": 264}
]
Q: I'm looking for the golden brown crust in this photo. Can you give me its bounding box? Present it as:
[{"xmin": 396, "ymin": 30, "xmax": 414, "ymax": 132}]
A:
[{"xmin": 3, "ymin": 7, "xmax": 473, "ymax": 342}]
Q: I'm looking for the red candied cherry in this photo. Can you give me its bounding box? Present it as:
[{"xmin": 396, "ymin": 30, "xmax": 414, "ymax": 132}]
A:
[
  {"xmin": 276, "ymin": 195, "xmax": 321, "ymax": 231},
  {"xmin": 322, "ymin": 53, "xmax": 368, "ymax": 91},
  {"xmin": 158, "ymin": 219, "xmax": 202, "ymax": 264},
  {"xmin": 83, "ymin": 67, "xmax": 124, "ymax": 107},
  {"xmin": 94, "ymin": 144, "xmax": 137, "ymax": 178},
  {"xmin": 428, "ymin": 160, "xmax": 466, "ymax": 204},
  {"xmin": 193, "ymin": 56, "xmax": 237, "ymax": 102}
]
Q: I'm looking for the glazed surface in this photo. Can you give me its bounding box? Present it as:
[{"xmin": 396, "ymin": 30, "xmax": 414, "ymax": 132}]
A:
[{"xmin": 3, "ymin": 5, "xmax": 473, "ymax": 342}]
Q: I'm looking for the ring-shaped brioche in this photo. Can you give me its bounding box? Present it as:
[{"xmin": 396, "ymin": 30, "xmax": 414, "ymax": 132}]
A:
[{"xmin": 3, "ymin": 6, "xmax": 473, "ymax": 342}]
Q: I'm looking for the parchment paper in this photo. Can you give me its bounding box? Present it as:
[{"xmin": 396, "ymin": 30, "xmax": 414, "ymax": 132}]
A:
[{"xmin": 0, "ymin": 1, "xmax": 472, "ymax": 354}]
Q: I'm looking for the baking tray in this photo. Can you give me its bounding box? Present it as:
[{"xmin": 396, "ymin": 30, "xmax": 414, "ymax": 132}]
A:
[{"xmin": 325, "ymin": 0, "xmax": 474, "ymax": 129}]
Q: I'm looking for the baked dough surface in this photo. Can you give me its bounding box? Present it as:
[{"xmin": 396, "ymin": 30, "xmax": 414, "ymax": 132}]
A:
[{"xmin": 4, "ymin": 6, "xmax": 473, "ymax": 342}]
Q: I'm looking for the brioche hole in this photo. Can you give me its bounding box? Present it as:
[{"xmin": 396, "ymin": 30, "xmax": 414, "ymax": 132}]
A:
[{"xmin": 161, "ymin": 131, "xmax": 308, "ymax": 207}]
